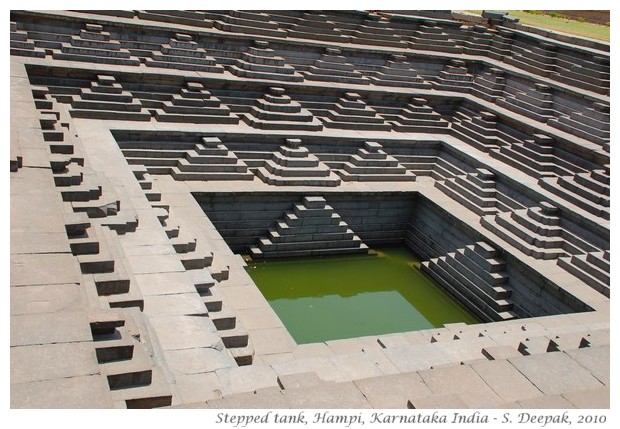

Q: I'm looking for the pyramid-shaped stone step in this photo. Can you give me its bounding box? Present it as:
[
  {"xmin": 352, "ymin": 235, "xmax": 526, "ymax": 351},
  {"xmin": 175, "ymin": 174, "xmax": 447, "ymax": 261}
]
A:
[
  {"xmin": 432, "ymin": 60, "xmax": 475, "ymax": 92},
  {"xmin": 337, "ymin": 141, "xmax": 416, "ymax": 182},
  {"xmin": 257, "ymin": 138, "xmax": 340, "ymax": 186},
  {"xmin": 539, "ymin": 171, "xmax": 610, "ymax": 220},
  {"xmin": 155, "ymin": 82, "xmax": 239, "ymax": 124},
  {"xmin": 557, "ymin": 253, "xmax": 610, "ymax": 297},
  {"xmin": 251, "ymin": 196, "xmax": 368, "ymax": 259},
  {"xmin": 480, "ymin": 207, "xmax": 569, "ymax": 260},
  {"xmin": 302, "ymin": 48, "xmax": 371, "ymax": 85},
  {"xmin": 367, "ymin": 54, "xmax": 432, "ymax": 89},
  {"xmin": 388, "ymin": 98, "xmax": 450, "ymax": 133},
  {"xmin": 495, "ymin": 84, "xmax": 556, "ymax": 123},
  {"xmin": 144, "ymin": 33, "xmax": 224, "ymax": 73},
  {"xmin": 408, "ymin": 21, "xmax": 463, "ymax": 54},
  {"xmin": 322, "ymin": 92, "xmax": 391, "ymax": 131},
  {"xmin": 229, "ymin": 40, "xmax": 304, "ymax": 82},
  {"xmin": 69, "ymin": 75, "xmax": 150, "ymax": 121}
]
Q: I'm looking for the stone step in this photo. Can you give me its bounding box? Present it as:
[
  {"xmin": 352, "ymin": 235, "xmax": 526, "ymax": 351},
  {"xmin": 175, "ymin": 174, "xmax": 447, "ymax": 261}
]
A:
[
  {"xmin": 269, "ymin": 228, "xmax": 355, "ymax": 243},
  {"xmin": 241, "ymin": 115, "xmax": 324, "ymax": 131},
  {"xmin": 211, "ymin": 309, "xmax": 237, "ymax": 330},
  {"xmin": 421, "ymin": 260, "xmax": 517, "ymax": 322},
  {"xmin": 338, "ymin": 170, "xmax": 416, "ymax": 182},
  {"xmin": 435, "ymin": 256, "xmax": 513, "ymax": 311},
  {"xmin": 77, "ymin": 251, "xmax": 115, "ymax": 274},
  {"xmin": 220, "ymin": 326, "xmax": 250, "ymax": 348},
  {"xmin": 557, "ymin": 257, "xmax": 609, "ymax": 297},
  {"xmin": 251, "ymin": 243, "xmax": 369, "ymax": 259},
  {"xmin": 480, "ymin": 216, "xmax": 566, "ymax": 260},
  {"xmin": 111, "ymin": 366, "xmax": 172, "ymax": 409},
  {"xmin": 258, "ymin": 236, "xmax": 364, "ymax": 252},
  {"xmin": 176, "ymin": 158, "xmax": 249, "ymax": 173},
  {"xmin": 227, "ymin": 343, "xmax": 255, "ymax": 366},
  {"xmin": 170, "ymin": 168, "xmax": 255, "ymax": 181},
  {"xmin": 180, "ymin": 251, "xmax": 213, "ymax": 270},
  {"xmin": 144, "ymin": 58, "xmax": 224, "ymax": 74},
  {"xmin": 94, "ymin": 335, "xmax": 135, "ymax": 364}
]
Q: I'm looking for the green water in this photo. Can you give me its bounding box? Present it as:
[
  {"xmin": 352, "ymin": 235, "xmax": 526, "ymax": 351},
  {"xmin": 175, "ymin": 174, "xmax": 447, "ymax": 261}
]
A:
[{"xmin": 246, "ymin": 247, "xmax": 479, "ymax": 344}]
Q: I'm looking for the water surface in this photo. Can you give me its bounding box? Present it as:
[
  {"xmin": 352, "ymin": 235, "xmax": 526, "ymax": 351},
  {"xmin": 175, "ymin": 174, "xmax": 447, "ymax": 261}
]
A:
[{"xmin": 246, "ymin": 247, "xmax": 479, "ymax": 344}]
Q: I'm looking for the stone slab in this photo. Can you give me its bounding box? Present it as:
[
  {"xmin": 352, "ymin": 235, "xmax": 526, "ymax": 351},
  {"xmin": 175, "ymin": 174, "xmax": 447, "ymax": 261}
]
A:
[
  {"xmin": 407, "ymin": 393, "xmax": 468, "ymax": 409},
  {"xmin": 325, "ymin": 336, "xmax": 383, "ymax": 354},
  {"xmin": 11, "ymin": 342, "xmax": 99, "ymax": 384},
  {"xmin": 165, "ymin": 347, "xmax": 235, "ymax": 375},
  {"xmin": 292, "ymin": 343, "xmax": 334, "ymax": 359},
  {"xmin": 174, "ymin": 372, "xmax": 223, "ymax": 404},
  {"xmin": 470, "ymin": 359, "xmax": 543, "ymax": 403},
  {"xmin": 10, "ymin": 283, "xmax": 84, "ymax": 315},
  {"xmin": 508, "ymin": 352, "xmax": 605, "ymax": 395},
  {"xmin": 277, "ymin": 372, "xmax": 325, "ymax": 390},
  {"xmin": 10, "ymin": 232, "xmax": 71, "ymax": 255},
  {"xmin": 271, "ymin": 356, "xmax": 345, "ymax": 382},
  {"xmin": 383, "ymin": 344, "xmax": 451, "ymax": 372},
  {"xmin": 329, "ymin": 352, "xmax": 384, "ymax": 381},
  {"xmin": 143, "ymin": 293, "xmax": 207, "ymax": 317},
  {"xmin": 11, "ymin": 374, "xmax": 114, "ymax": 408},
  {"xmin": 207, "ymin": 388, "xmax": 289, "ymax": 409},
  {"xmin": 10, "ymin": 253, "xmax": 81, "ymax": 286},
  {"xmin": 11, "ymin": 311, "xmax": 92, "ymax": 346},
  {"xmin": 281, "ymin": 381, "xmax": 371, "ymax": 408},
  {"xmin": 517, "ymin": 394, "xmax": 576, "ymax": 409},
  {"xmin": 215, "ymin": 365, "xmax": 279, "ymax": 396},
  {"xmin": 418, "ymin": 364, "xmax": 505, "ymax": 408},
  {"xmin": 564, "ymin": 346, "xmax": 609, "ymax": 385},
  {"xmin": 562, "ymin": 386, "xmax": 610, "ymax": 408},
  {"xmin": 236, "ymin": 307, "xmax": 283, "ymax": 330},
  {"xmin": 354, "ymin": 372, "xmax": 432, "ymax": 409},
  {"xmin": 126, "ymin": 254, "xmax": 186, "ymax": 274},
  {"xmin": 221, "ymin": 285, "xmax": 270, "ymax": 310},
  {"xmin": 249, "ymin": 327, "xmax": 297, "ymax": 355},
  {"xmin": 149, "ymin": 315, "xmax": 222, "ymax": 351},
  {"xmin": 134, "ymin": 272, "xmax": 199, "ymax": 296}
]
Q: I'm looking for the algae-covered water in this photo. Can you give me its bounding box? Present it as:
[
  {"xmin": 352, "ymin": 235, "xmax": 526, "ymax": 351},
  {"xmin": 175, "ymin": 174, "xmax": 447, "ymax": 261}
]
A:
[{"xmin": 245, "ymin": 247, "xmax": 479, "ymax": 344}]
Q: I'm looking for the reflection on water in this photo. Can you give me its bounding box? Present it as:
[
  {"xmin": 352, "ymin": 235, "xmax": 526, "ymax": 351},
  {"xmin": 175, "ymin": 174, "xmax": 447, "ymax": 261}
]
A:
[{"xmin": 246, "ymin": 247, "xmax": 480, "ymax": 344}]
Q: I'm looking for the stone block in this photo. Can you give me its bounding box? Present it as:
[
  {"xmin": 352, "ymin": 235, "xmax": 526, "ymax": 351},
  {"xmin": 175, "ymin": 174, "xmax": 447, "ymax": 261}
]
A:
[
  {"xmin": 215, "ymin": 365, "xmax": 279, "ymax": 396},
  {"xmin": 281, "ymin": 381, "xmax": 371, "ymax": 408},
  {"xmin": 508, "ymin": 352, "xmax": 604, "ymax": 395},
  {"xmin": 11, "ymin": 374, "xmax": 114, "ymax": 408},
  {"xmin": 354, "ymin": 372, "xmax": 432, "ymax": 408},
  {"xmin": 11, "ymin": 311, "xmax": 92, "ymax": 346}
]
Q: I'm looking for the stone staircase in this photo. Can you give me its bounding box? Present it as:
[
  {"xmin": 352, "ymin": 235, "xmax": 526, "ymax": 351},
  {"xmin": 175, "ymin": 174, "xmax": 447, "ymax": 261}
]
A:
[
  {"xmin": 435, "ymin": 168, "xmax": 524, "ymax": 216},
  {"xmin": 321, "ymin": 92, "xmax": 391, "ymax": 131},
  {"xmin": 365, "ymin": 54, "xmax": 432, "ymax": 89},
  {"xmin": 69, "ymin": 74, "xmax": 150, "ymax": 121},
  {"xmin": 336, "ymin": 141, "xmax": 416, "ymax": 182},
  {"xmin": 489, "ymin": 134, "xmax": 582, "ymax": 179},
  {"xmin": 539, "ymin": 166, "xmax": 610, "ymax": 220},
  {"xmin": 471, "ymin": 67, "xmax": 507, "ymax": 102},
  {"xmin": 408, "ymin": 20, "xmax": 463, "ymax": 54},
  {"xmin": 241, "ymin": 87, "xmax": 323, "ymax": 131},
  {"xmin": 382, "ymin": 97, "xmax": 450, "ymax": 133},
  {"xmin": 548, "ymin": 102, "xmax": 610, "ymax": 146},
  {"xmin": 480, "ymin": 203, "xmax": 599, "ymax": 260},
  {"xmin": 256, "ymin": 138, "xmax": 341, "ymax": 186},
  {"xmin": 451, "ymin": 111, "xmax": 513, "ymax": 152},
  {"xmin": 431, "ymin": 59, "xmax": 475, "ymax": 92},
  {"xmin": 496, "ymin": 83, "xmax": 556, "ymax": 123},
  {"xmin": 121, "ymin": 137, "xmax": 254, "ymax": 182},
  {"xmin": 10, "ymin": 21, "xmax": 45, "ymax": 58},
  {"xmin": 250, "ymin": 196, "xmax": 369, "ymax": 259},
  {"xmin": 302, "ymin": 47, "xmax": 371, "ymax": 85},
  {"xmin": 154, "ymin": 81, "xmax": 239, "ymax": 124},
  {"xmin": 53, "ymin": 23, "xmax": 140, "ymax": 66},
  {"xmin": 228, "ymin": 40, "xmax": 304, "ymax": 82},
  {"xmin": 557, "ymin": 251, "xmax": 610, "ymax": 298},
  {"xmin": 421, "ymin": 241, "xmax": 518, "ymax": 321},
  {"xmin": 144, "ymin": 33, "xmax": 224, "ymax": 73}
]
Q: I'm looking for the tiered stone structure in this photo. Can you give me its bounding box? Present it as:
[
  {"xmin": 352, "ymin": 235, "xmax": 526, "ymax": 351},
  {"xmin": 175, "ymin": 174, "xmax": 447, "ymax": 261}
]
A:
[
  {"xmin": 228, "ymin": 41, "xmax": 304, "ymax": 82},
  {"xmin": 10, "ymin": 9, "xmax": 610, "ymax": 410},
  {"xmin": 366, "ymin": 54, "xmax": 432, "ymax": 89},
  {"xmin": 302, "ymin": 47, "xmax": 371, "ymax": 85},
  {"xmin": 145, "ymin": 33, "xmax": 224, "ymax": 73},
  {"xmin": 321, "ymin": 92, "xmax": 391, "ymax": 131},
  {"xmin": 250, "ymin": 196, "xmax": 369, "ymax": 259},
  {"xmin": 69, "ymin": 74, "xmax": 150, "ymax": 121},
  {"xmin": 337, "ymin": 142, "xmax": 416, "ymax": 182},
  {"xmin": 154, "ymin": 82, "xmax": 239, "ymax": 124},
  {"xmin": 422, "ymin": 241, "xmax": 517, "ymax": 321},
  {"xmin": 53, "ymin": 23, "xmax": 140, "ymax": 66},
  {"xmin": 241, "ymin": 87, "xmax": 323, "ymax": 131},
  {"xmin": 256, "ymin": 138, "xmax": 341, "ymax": 186}
]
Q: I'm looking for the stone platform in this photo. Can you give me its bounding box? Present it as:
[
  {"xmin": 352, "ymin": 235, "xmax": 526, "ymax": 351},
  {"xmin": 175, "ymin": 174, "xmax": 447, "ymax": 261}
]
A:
[{"xmin": 10, "ymin": 9, "xmax": 610, "ymax": 411}]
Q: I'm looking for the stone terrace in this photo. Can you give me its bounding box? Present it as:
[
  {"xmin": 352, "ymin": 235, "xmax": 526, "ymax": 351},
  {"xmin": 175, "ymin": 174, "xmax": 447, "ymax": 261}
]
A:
[{"xmin": 10, "ymin": 10, "xmax": 609, "ymax": 409}]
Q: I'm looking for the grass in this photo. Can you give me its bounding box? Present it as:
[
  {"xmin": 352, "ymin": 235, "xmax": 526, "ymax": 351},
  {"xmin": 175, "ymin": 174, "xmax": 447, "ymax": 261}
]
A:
[{"xmin": 464, "ymin": 10, "xmax": 610, "ymax": 41}]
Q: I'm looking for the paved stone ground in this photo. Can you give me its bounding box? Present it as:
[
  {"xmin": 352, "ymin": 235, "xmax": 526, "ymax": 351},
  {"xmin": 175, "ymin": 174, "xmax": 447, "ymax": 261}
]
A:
[{"xmin": 9, "ymin": 10, "xmax": 610, "ymax": 409}]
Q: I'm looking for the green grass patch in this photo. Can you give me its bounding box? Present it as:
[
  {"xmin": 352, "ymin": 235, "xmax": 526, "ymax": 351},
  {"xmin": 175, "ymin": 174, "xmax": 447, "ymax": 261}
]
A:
[{"xmin": 464, "ymin": 10, "xmax": 609, "ymax": 41}]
